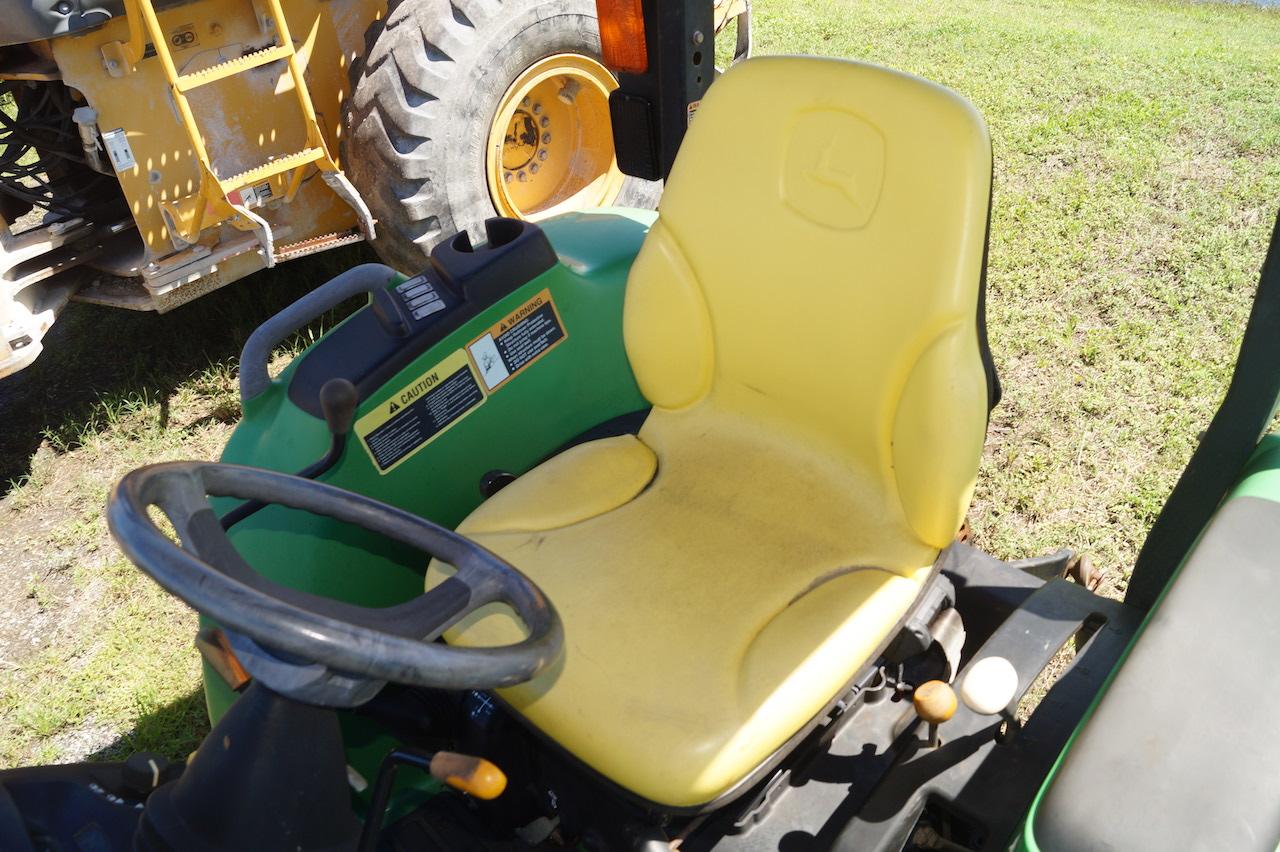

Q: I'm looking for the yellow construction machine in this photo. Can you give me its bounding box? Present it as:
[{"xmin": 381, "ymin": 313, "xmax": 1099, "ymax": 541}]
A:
[{"xmin": 0, "ymin": 0, "xmax": 749, "ymax": 378}]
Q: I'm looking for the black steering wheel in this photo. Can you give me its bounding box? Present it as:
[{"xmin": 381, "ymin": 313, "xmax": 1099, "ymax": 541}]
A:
[{"xmin": 106, "ymin": 461, "xmax": 562, "ymax": 707}]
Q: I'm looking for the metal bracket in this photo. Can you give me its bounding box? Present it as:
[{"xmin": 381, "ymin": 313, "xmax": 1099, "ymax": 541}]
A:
[
  {"xmin": 250, "ymin": 0, "xmax": 277, "ymax": 35},
  {"xmin": 101, "ymin": 0, "xmax": 150, "ymax": 77}
]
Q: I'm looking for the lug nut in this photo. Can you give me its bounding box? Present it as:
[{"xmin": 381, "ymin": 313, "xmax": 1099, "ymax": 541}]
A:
[
  {"xmin": 530, "ymin": 163, "xmax": 539, "ymax": 173},
  {"xmin": 521, "ymin": 96, "xmax": 530, "ymax": 107},
  {"xmin": 538, "ymin": 150, "xmax": 548, "ymax": 161},
  {"xmin": 503, "ymin": 172, "xmax": 512, "ymax": 183},
  {"xmin": 540, "ymin": 116, "xmax": 550, "ymax": 128},
  {"xmin": 532, "ymin": 103, "xmax": 542, "ymax": 114},
  {"xmin": 542, "ymin": 132, "xmax": 551, "ymax": 144},
  {"xmin": 517, "ymin": 171, "xmax": 527, "ymax": 182}
]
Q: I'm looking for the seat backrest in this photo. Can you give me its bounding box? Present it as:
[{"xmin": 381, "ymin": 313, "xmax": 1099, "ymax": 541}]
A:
[{"xmin": 623, "ymin": 57, "xmax": 995, "ymax": 550}]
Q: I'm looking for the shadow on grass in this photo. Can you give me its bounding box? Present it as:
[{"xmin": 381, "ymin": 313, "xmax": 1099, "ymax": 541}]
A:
[
  {"xmin": 87, "ymin": 686, "xmax": 210, "ymax": 764},
  {"xmin": 0, "ymin": 243, "xmax": 379, "ymax": 489}
]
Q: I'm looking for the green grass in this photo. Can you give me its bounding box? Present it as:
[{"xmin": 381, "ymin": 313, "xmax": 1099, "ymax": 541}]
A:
[
  {"xmin": 0, "ymin": 0, "xmax": 1277, "ymax": 767},
  {"xmin": 752, "ymin": 0, "xmax": 1280, "ymax": 596},
  {"xmin": 0, "ymin": 372, "xmax": 230, "ymax": 765},
  {"xmin": 0, "ymin": 247, "xmax": 372, "ymax": 766}
]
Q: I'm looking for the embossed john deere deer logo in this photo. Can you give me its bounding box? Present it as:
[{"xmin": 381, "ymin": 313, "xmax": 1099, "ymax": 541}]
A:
[
  {"xmin": 806, "ymin": 136, "xmax": 867, "ymax": 215},
  {"xmin": 783, "ymin": 110, "xmax": 885, "ymax": 230}
]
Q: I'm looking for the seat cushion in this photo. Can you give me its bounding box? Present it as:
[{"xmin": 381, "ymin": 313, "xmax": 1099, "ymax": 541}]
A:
[
  {"xmin": 1029, "ymin": 495, "xmax": 1280, "ymax": 851},
  {"xmin": 426, "ymin": 54, "xmax": 993, "ymax": 809},
  {"xmin": 428, "ymin": 409, "xmax": 937, "ymax": 808}
]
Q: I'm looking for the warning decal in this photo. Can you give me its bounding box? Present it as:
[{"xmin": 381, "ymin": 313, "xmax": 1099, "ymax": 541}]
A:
[
  {"xmin": 466, "ymin": 288, "xmax": 567, "ymax": 392},
  {"xmin": 355, "ymin": 349, "xmax": 486, "ymax": 473}
]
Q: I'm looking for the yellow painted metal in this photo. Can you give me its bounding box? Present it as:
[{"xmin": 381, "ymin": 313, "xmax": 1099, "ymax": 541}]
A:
[
  {"xmin": 175, "ymin": 44, "xmax": 294, "ymax": 91},
  {"xmin": 218, "ymin": 147, "xmax": 326, "ymax": 195},
  {"xmin": 264, "ymin": 0, "xmax": 329, "ymax": 158},
  {"xmin": 100, "ymin": 0, "xmax": 149, "ymax": 74},
  {"xmin": 713, "ymin": 0, "xmax": 749, "ymax": 33},
  {"xmin": 485, "ymin": 54, "xmax": 625, "ymax": 221},
  {"xmin": 430, "ymin": 57, "xmax": 994, "ymax": 807},
  {"xmin": 122, "ymin": 0, "xmax": 348, "ymax": 248},
  {"xmin": 51, "ymin": 0, "xmax": 384, "ymax": 264}
]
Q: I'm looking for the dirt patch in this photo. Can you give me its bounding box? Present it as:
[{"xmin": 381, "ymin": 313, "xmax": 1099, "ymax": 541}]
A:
[
  {"xmin": 0, "ymin": 246, "xmax": 372, "ymax": 765},
  {"xmin": 0, "ymin": 445, "xmax": 106, "ymax": 670}
]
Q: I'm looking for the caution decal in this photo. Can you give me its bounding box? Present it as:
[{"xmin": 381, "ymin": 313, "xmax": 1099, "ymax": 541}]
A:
[
  {"xmin": 355, "ymin": 349, "xmax": 486, "ymax": 474},
  {"xmin": 466, "ymin": 288, "xmax": 567, "ymax": 393}
]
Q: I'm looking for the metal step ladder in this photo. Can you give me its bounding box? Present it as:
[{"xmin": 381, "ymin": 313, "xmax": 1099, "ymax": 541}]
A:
[{"xmin": 103, "ymin": 0, "xmax": 375, "ymax": 267}]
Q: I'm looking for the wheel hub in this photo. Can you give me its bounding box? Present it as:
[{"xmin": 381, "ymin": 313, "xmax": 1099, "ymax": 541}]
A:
[
  {"xmin": 486, "ymin": 54, "xmax": 624, "ymax": 220},
  {"xmin": 502, "ymin": 107, "xmax": 541, "ymax": 172}
]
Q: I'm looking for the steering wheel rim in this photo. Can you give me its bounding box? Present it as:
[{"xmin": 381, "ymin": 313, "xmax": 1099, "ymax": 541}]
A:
[{"xmin": 106, "ymin": 461, "xmax": 563, "ymax": 701}]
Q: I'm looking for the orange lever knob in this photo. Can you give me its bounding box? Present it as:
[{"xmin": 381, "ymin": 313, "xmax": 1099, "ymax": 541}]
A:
[
  {"xmin": 913, "ymin": 680, "xmax": 958, "ymax": 725},
  {"xmin": 429, "ymin": 752, "xmax": 508, "ymax": 800}
]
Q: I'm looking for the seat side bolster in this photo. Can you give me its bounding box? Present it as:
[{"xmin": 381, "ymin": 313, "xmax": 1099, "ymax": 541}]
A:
[
  {"xmin": 622, "ymin": 222, "xmax": 715, "ymax": 411},
  {"xmin": 890, "ymin": 323, "xmax": 988, "ymax": 548}
]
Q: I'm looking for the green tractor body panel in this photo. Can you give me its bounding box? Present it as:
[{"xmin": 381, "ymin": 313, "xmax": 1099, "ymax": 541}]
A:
[
  {"xmin": 1015, "ymin": 431, "xmax": 1280, "ymax": 852},
  {"xmin": 203, "ymin": 209, "xmax": 654, "ymax": 808}
]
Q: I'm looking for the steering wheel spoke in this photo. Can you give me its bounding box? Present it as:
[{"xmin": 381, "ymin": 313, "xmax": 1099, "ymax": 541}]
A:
[{"xmin": 106, "ymin": 461, "xmax": 563, "ymax": 707}]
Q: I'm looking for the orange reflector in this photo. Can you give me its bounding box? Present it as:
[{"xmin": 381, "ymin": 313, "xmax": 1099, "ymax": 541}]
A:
[{"xmin": 596, "ymin": 0, "xmax": 648, "ymax": 74}]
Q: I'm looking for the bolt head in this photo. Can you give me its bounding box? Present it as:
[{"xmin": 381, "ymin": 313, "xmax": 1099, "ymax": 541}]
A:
[
  {"xmin": 521, "ymin": 97, "xmax": 530, "ymax": 107},
  {"xmin": 532, "ymin": 103, "xmax": 542, "ymax": 114},
  {"xmin": 517, "ymin": 171, "xmax": 527, "ymax": 182},
  {"xmin": 54, "ymin": 0, "xmax": 73, "ymax": 15},
  {"xmin": 503, "ymin": 172, "xmax": 512, "ymax": 183},
  {"xmin": 542, "ymin": 132, "xmax": 551, "ymax": 144},
  {"xmin": 530, "ymin": 163, "xmax": 539, "ymax": 174},
  {"xmin": 692, "ymin": 30, "xmax": 705, "ymax": 45},
  {"xmin": 537, "ymin": 150, "xmax": 548, "ymax": 161},
  {"xmin": 540, "ymin": 116, "xmax": 550, "ymax": 128}
]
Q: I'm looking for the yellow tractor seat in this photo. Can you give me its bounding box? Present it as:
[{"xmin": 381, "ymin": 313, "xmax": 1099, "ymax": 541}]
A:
[{"xmin": 427, "ymin": 56, "xmax": 995, "ymax": 809}]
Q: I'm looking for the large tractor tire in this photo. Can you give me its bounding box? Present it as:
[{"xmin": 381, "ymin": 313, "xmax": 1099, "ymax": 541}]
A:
[{"xmin": 344, "ymin": 0, "xmax": 660, "ymax": 274}]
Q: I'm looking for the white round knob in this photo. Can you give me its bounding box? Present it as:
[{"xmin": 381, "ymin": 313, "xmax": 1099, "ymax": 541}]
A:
[{"xmin": 960, "ymin": 656, "xmax": 1019, "ymax": 715}]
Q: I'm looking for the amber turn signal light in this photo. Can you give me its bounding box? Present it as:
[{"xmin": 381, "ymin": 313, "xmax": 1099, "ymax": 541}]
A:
[{"xmin": 595, "ymin": 0, "xmax": 648, "ymax": 74}]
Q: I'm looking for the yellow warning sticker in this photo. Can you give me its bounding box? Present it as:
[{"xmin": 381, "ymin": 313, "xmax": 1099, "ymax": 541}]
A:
[
  {"xmin": 354, "ymin": 349, "xmax": 486, "ymax": 474},
  {"xmin": 465, "ymin": 289, "xmax": 567, "ymax": 393}
]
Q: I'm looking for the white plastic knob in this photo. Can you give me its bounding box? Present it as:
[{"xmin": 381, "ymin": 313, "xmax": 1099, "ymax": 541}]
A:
[{"xmin": 960, "ymin": 656, "xmax": 1019, "ymax": 715}]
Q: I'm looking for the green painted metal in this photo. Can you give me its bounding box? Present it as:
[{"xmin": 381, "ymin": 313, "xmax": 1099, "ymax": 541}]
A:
[
  {"xmin": 1015, "ymin": 431, "xmax": 1280, "ymax": 851},
  {"xmin": 202, "ymin": 208, "xmax": 655, "ymax": 813}
]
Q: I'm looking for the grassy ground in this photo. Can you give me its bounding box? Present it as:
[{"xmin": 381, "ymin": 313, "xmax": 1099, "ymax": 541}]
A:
[
  {"xmin": 0, "ymin": 247, "xmax": 372, "ymax": 765},
  {"xmin": 758, "ymin": 0, "xmax": 1280, "ymax": 597},
  {"xmin": 1, "ymin": 0, "xmax": 1278, "ymax": 767}
]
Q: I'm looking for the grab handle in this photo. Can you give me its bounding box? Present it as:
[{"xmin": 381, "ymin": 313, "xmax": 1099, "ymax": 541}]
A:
[{"xmin": 239, "ymin": 263, "xmax": 399, "ymax": 402}]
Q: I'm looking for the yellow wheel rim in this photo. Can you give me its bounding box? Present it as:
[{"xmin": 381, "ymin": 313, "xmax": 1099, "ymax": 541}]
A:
[{"xmin": 486, "ymin": 54, "xmax": 625, "ymax": 221}]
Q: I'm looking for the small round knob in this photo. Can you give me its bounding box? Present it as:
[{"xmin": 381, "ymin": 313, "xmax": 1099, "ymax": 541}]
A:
[
  {"xmin": 318, "ymin": 378, "xmax": 358, "ymax": 437},
  {"xmin": 913, "ymin": 680, "xmax": 957, "ymax": 725},
  {"xmin": 960, "ymin": 655, "xmax": 1019, "ymax": 715}
]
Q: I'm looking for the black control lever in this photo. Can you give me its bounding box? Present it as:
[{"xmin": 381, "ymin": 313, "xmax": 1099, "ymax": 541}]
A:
[
  {"xmin": 221, "ymin": 378, "xmax": 359, "ymax": 530},
  {"xmin": 318, "ymin": 376, "xmax": 359, "ymax": 439}
]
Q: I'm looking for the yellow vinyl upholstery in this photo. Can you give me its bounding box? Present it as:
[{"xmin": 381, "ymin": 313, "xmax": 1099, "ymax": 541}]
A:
[{"xmin": 427, "ymin": 57, "xmax": 993, "ymax": 808}]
